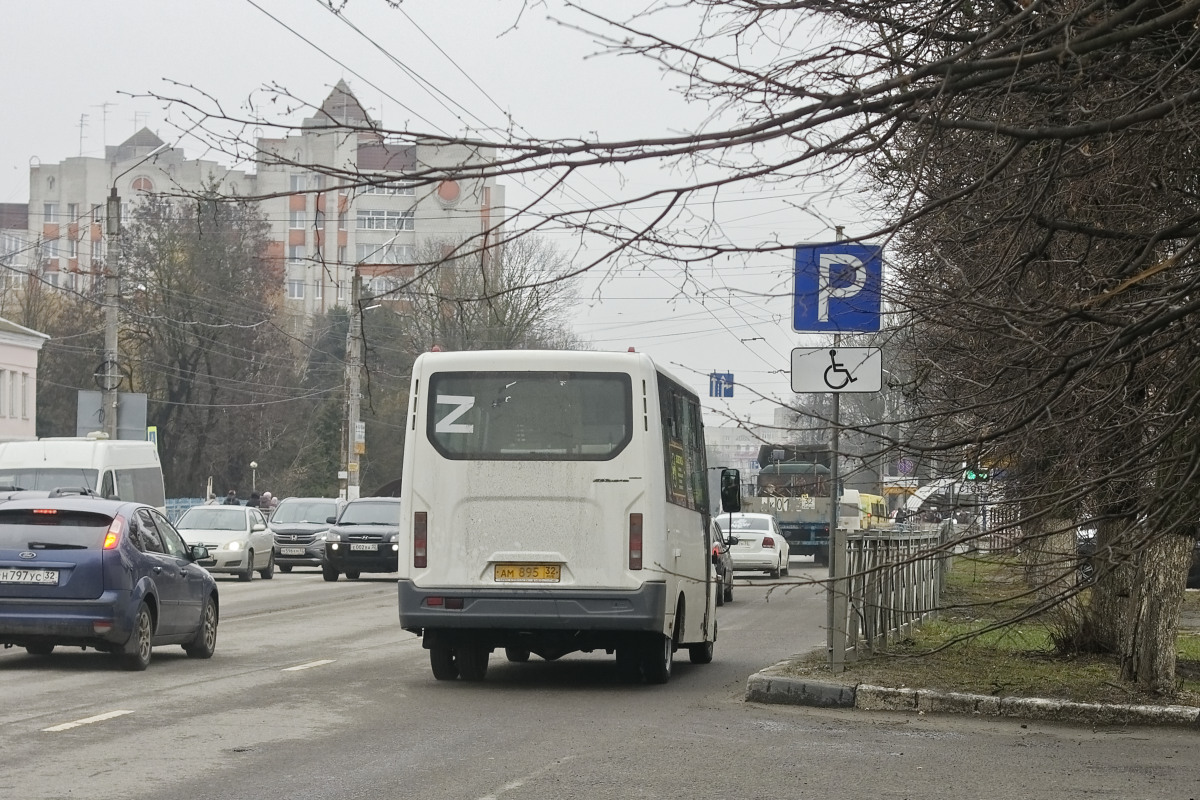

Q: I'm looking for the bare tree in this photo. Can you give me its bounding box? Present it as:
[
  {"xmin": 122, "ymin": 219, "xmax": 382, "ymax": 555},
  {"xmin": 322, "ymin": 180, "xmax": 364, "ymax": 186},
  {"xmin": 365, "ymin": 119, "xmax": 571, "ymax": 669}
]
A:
[{"xmin": 149, "ymin": 0, "xmax": 1200, "ymax": 693}]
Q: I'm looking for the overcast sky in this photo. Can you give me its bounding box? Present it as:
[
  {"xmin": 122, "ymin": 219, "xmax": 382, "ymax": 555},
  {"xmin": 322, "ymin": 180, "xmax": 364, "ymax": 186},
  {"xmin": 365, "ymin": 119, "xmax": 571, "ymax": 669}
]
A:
[{"xmin": 1, "ymin": 0, "xmax": 864, "ymax": 428}]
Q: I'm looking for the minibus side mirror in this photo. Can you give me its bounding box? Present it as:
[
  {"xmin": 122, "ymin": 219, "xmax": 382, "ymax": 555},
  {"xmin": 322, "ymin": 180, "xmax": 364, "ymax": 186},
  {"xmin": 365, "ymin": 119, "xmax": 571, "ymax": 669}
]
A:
[{"xmin": 720, "ymin": 468, "xmax": 741, "ymax": 513}]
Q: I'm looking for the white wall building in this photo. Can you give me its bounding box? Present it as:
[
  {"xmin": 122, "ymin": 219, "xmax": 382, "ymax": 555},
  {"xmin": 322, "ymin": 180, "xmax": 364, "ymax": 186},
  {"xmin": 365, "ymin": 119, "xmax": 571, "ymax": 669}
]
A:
[{"xmin": 0, "ymin": 317, "xmax": 49, "ymax": 441}]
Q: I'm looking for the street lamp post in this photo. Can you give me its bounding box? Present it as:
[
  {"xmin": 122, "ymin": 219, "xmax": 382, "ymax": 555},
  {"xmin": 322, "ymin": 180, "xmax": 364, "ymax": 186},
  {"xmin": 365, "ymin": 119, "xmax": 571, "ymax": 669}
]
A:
[
  {"xmin": 100, "ymin": 141, "xmax": 171, "ymax": 439},
  {"xmin": 250, "ymin": 461, "xmax": 258, "ymax": 493}
]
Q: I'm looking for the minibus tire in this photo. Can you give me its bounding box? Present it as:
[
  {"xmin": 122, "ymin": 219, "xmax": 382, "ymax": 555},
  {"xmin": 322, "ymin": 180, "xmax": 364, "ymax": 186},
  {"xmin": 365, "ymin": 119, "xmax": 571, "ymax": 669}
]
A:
[
  {"xmin": 641, "ymin": 634, "xmax": 673, "ymax": 684},
  {"xmin": 457, "ymin": 644, "xmax": 489, "ymax": 681},
  {"xmin": 430, "ymin": 645, "xmax": 458, "ymax": 680}
]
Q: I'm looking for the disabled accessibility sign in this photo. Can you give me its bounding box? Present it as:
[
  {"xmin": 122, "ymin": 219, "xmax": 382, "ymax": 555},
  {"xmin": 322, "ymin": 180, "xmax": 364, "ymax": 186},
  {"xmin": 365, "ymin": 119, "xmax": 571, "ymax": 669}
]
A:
[{"xmin": 790, "ymin": 347, "xmax": 882, "ymax": 393}]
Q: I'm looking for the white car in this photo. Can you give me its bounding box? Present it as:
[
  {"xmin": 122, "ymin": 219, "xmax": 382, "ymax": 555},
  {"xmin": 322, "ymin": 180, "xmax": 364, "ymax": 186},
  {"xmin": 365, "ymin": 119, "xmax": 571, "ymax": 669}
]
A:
[
  {"xmin": 176, "ymin": 504, "xmax": 274, "ymax": 581},
  {"xmin": 716, "ymin": 512, "xmax": 790, "ymax": 578}
]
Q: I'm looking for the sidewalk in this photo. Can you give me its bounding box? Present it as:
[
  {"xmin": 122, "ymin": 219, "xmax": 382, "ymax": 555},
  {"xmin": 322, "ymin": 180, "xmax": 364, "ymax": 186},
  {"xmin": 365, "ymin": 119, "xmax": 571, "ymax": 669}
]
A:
[{"xmin": 745, "ymin": 657, "xmax": 1200, "ymax": 728}]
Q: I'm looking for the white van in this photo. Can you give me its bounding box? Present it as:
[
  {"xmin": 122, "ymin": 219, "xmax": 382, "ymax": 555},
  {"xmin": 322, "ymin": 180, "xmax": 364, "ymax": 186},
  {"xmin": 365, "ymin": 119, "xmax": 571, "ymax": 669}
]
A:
[
  {"xmin": 397, "ymin": 349, "xmax": 727, "ymax": 684},
  {"xmin": 0, "ymin": 434, "xmax": 165, "ymax": 511}
]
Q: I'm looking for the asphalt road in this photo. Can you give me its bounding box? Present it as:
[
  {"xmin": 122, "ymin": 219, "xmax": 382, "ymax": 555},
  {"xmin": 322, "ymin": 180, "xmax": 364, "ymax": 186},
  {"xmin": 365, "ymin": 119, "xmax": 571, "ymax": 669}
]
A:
[{"xmin": 2, "ymin": 560, "xmax": 1197, "ymax": 800}]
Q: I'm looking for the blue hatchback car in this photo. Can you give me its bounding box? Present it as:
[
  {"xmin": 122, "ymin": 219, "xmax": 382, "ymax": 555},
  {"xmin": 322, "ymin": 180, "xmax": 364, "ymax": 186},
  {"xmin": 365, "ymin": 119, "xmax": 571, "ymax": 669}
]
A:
[{"xmin": 0, "ymin": 497, "xmax": 219, "ymax": 670}]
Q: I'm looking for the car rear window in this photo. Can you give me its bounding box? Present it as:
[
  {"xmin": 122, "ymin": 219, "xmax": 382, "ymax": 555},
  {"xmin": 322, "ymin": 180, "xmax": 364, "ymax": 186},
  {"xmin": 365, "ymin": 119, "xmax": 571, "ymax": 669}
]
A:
[
  {"xmin": 716, "ymin": 516, "xmax": 771, "ymax": 532},
  {"xmin": 0, "ymin": 509, "xmax": 114, "ymax": 549}
]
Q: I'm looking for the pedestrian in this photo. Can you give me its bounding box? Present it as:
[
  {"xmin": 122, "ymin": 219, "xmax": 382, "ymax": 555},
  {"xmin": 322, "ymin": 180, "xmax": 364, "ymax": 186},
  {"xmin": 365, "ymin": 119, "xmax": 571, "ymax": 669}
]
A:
[
  {"xmin": 261, "ymin": 491, "xmax": 278, "ymax": 512},
  {"xmin": 224, "ymin": 490, "xmax": 240, "ymax": 505},
  {"xmin": 204, "ymin": 492, "xmax": 219, "ymax": 505},
  {"xmin": 247, "ymin": 492, "xmax": 261, "ymax": 508}
]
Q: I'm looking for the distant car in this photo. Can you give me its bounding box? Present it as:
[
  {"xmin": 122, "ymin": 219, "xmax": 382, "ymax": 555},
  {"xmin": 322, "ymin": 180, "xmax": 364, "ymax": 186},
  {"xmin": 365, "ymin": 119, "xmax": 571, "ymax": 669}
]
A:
[
  {"xmin": 269, "ymin": 497, "xmax": 342, "ymax": 572},
  {"xmin": 0, "ymin": 496, "xmax": 218, "ymax": 670},
  {"xmin": 176, "ymin": 504, "xmax": 274, "ymax": 581},
  {"xmin": 710, "ymin": 519, "xmax": 737, "ymax": 605},
  {"xmin": 321, "ymin": 496, "xmax": 403, "ymax": 581},
  {"xmin": 717, "ymin": 512, "xmax": 791, "ymax": 578}
]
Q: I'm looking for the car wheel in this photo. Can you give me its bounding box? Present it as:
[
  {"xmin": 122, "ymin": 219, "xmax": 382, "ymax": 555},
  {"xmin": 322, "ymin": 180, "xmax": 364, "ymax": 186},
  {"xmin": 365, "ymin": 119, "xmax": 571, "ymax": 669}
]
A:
[
  {"xmin": 615, "ymin": 645, "xmax": 642, "ymax": 683},
  {"xmin": 689, "ymin": 620, "xmax": 716, "ymax": 665},
  {"xmin": 119, "ymin": 603, "xmax": 154, "ymax": 671},
  {"xmin": 25, "ymin": 644, "xmax": 54, "ymax": 656},
  {"xmin": 279, "ymin": 563, "xmax": 293, "ymax": 573},
  {"xmin": 723, "ymin": 574, "xmax": 734, "ymax": 603},
  {"xmin": 238, "ymin": 551, "xmax": 255, "ymax": 582},
  {"xmin": 769, "ymin": 560, "xmax": 781, "ymax": 579},
  {"xmin": 322, "ymin": 565, "xmax": 339, "ymax": 582},
  {"xmin": 259, "ymin": 552, "xmax": 275, "ymax": 580},
  {"xmin": 782, "ymin": 559, "xmax": 790, "ymax": 577},
  {"xmin": 505, "ymin": 646, "xmax": 531, "ymax": 662},
  {"xmin": 456, "ymin": 644, "xmax": 489, "ymax": 682},
  {"xmin": 716, "ymin": 580, "xmax": 725, "ymax": 606},
  {"xmin": 184, "ymin": 594, "xmax": 218, "ymax": 659},
  {"xmin": 640, "ymin": 633, "xmax": 673, "ymax": 684},
  {"xmin": 430, "ymin": 645, "xmax": 458, "ymax": 680},
  {"xmin": 346, "ymin": 570, "xmax": 361, "ymax": 580}
]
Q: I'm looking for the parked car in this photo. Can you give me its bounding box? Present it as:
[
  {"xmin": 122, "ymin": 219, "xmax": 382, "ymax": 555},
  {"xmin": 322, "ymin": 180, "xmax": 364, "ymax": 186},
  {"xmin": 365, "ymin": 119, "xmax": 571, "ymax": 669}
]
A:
[
  {"xmin": 270, "ymin": 497, "xmax": 342, "ymax": 572},
  {"xmin": 710, "ymin": 519, "xmax": 738, "ymax": 605},
  {"xmin": 322, "ymin": 496, "xmax": 403, "ymax": 581},
  {"xmin": 176, "ymin": 504, "xmax": 274, "ymax": 581},
  {"xmin": 0, "ymin": 496, "xmax": 218, "ymax": 670},
  {"xmin": 717, "ymin": 512, "xmax": 791, "ymax": 578}
]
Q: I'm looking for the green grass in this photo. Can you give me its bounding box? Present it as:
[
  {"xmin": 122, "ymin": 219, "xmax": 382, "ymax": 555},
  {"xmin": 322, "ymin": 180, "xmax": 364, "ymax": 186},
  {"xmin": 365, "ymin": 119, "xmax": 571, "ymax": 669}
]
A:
[{"xmin": 783, "ymin": 554, "xmax": 1200, "ymax": 705}]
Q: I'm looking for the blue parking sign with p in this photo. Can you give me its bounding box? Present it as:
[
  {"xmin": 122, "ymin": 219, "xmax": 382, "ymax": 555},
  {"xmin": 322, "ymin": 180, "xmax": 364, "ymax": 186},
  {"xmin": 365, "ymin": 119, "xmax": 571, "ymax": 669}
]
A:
[{"xmin": 793, "ymin": 243, "xmax": 883, "ymax": 332}]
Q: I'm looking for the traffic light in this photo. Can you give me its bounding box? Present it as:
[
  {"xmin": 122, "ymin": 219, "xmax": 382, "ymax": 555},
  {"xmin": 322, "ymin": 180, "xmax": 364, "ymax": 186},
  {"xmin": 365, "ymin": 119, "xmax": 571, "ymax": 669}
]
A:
[{"xmin": 964, "ymin": 466, "xmax": 989, "ymax": 482}]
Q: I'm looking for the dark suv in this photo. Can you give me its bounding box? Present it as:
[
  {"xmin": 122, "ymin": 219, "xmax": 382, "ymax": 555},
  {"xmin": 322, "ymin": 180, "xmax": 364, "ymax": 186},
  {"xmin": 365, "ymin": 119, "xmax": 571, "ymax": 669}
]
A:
[
  {"xmin": 270, "ymin": 497, "xmax": 342, "ymax": 573},
  {"xmin": 0, "ymin": 497, "xmax": 218, "ymax": 670},
  {"xmin": 322, "ymin": 497, "xmax": 402, "ymax": 581}
]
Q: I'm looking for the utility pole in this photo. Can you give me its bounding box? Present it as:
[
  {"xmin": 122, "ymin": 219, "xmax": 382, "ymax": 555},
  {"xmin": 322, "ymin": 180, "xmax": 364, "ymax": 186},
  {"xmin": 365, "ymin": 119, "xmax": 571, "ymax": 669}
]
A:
[
  {"xmin": 345, "ymin": 272, "xmax": 364, "ymax": 501},
  {"xmin": 101, "ymin": 187, "xmax": 122, "ymax": 439}
]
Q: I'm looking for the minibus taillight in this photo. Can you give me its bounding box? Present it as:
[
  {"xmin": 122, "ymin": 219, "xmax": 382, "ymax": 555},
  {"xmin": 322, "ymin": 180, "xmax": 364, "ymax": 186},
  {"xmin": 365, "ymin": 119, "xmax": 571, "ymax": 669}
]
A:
[
  {"xmin": 761, "ymin": 535, "xmax": 776, "ymax": 549},
  {"xmin": 414, "ymin": 512, "xmax": 428, "ymax": 568},
  {"xmin": 103, "ymin": 515, "xmax": 125, "ymax": 550},
  {"xmin": 629, "ymin": 513, "xmax": 643, "ymax": 570}
]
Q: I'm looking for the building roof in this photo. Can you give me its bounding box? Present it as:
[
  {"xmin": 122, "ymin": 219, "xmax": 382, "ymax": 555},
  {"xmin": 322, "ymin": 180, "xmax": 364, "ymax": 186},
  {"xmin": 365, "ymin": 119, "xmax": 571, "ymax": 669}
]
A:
[
  {"xmin": 0, "ymin": 317, "xmax": 50, "ymax": 345},
  {"xmin": 107, "ymin": 128, "xmax": 169, "ymax": 164},
  {"xmin": 305, "ymin": 80, "xmax": 375, "ymax": 129}
]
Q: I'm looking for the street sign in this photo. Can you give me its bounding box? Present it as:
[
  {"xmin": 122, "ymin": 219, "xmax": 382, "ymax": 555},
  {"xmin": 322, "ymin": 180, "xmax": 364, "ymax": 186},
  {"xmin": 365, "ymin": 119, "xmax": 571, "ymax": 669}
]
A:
[
  {"xmin": 793, "ymin": 242, "xmax": 883, "ymax": 332},
  {"xmin": 790, "ymin": 347, "xmax": 882, "ymax": 393},
  {"xmin": 709, "ymin": 372, "xmax": 734, "ymax": 398}
]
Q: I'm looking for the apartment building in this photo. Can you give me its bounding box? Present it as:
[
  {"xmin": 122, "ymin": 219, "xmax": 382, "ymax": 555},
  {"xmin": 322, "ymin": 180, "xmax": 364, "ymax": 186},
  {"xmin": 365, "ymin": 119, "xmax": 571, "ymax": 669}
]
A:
[{"xmin": 17, "ymin": 80, "xmax": 505, "ymax": 329}]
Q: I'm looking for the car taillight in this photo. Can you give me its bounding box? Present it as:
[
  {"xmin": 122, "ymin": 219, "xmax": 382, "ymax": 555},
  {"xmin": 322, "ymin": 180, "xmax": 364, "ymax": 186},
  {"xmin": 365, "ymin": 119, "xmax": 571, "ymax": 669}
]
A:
[
  {"xmin": 413, "ymin": 511, "xmax": 427, "ymax": 568},
  {"xmin": 761, "ymin": 535, "xmax": 776, "ymax": 549},
  {"xmin": 711, "ymin": 543, "xmax": 720, "ymax": 556},
  {"xmin": 103, "ymin": 515, "xmax": 125, "ymax": 550},
  {"xmin": 629, "ymin": 513, "xmax": 643, "ymax": 570}
]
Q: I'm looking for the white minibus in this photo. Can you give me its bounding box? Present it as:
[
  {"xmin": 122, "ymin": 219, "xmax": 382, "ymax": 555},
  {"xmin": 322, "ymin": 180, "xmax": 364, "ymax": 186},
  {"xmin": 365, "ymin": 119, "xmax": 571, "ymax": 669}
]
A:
[
  {"xmin": 397, "ymin": 349, "xmax": 730, "ymax": 684},
  {"xmin": 0, "ymin": 434, "xmax": 166, "ymax": 512}
]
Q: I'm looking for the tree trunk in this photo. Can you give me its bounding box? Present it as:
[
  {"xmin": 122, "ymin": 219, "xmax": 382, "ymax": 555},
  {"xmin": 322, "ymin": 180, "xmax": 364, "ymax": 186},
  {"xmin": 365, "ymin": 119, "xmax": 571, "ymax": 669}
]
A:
[
  {"xmin": 1082, "ymin": 520, "xmax": 1136, "ymax": 654},
  {"xmin": 1120, "ymin": 533, "xmax": 1190, "ymax": 694}
]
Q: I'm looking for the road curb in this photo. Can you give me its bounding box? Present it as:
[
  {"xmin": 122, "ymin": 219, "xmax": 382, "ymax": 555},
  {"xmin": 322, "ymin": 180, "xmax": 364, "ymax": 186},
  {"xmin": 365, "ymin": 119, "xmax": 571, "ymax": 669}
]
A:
[{"xmin": 745, "ymin": 665, "xmax": 1200, "ymax": 728}]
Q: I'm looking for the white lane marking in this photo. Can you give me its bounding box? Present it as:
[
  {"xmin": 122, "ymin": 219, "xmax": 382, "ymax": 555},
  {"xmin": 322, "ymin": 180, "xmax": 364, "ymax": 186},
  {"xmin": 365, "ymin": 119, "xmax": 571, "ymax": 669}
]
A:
[
  {"xmin": 43, "ymin": 709, "xmax": 134, "ymax": 732},
  {"xmin": 477, "ymin": 756, "xmax": 576, "ymax": 800},
  {"xmin": 282, "ymin": 659, "xmax": 335, "ymax": 671}
]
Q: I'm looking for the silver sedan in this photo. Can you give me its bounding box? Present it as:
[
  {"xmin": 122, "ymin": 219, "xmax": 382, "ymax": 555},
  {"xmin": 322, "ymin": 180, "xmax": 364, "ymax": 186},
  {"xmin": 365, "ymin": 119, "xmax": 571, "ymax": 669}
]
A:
[{"xmin": 176, "ymin": 504, "xmax": 275, "ymax": 581}]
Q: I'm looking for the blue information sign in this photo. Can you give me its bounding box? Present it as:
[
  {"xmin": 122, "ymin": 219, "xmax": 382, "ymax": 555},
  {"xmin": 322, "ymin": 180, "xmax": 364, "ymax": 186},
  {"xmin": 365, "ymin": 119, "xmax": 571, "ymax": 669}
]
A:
[
  {"xmin": 709, "ymin": 372, "xmax": 734, "ymax": 398},
  {"xmin": 793, "ymin": 242, "xmax": 883, "ymax": 332}
]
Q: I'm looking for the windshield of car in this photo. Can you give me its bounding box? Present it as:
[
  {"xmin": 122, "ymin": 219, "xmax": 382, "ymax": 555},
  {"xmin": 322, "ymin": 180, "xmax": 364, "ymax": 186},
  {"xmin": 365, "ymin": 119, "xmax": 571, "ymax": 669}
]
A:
[
  {"xmin": 0, "ymin": 509, "xmax": 113, "ymax": 548},
  {"xmin": 177, "ymin": 507, "xmax": 246, "ymax": 531},
  {"xmin": 715, "ymin": 516, "xmax": 771, "ymax": 533},
  {"xmin": 337, "ymin": 501, "xmax": 400, "ymax": 526},
  {"xmin": 271, "ymin": 500, "xmax": 336, "ymax": 524},
  {"xmin": 0, "ymin": 468, "xmax": 98, "ymax": 492}
]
